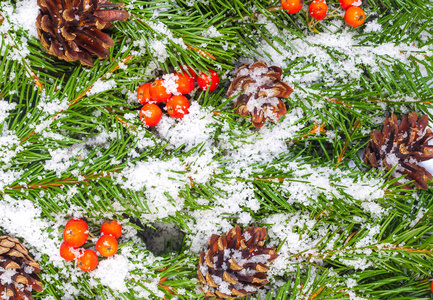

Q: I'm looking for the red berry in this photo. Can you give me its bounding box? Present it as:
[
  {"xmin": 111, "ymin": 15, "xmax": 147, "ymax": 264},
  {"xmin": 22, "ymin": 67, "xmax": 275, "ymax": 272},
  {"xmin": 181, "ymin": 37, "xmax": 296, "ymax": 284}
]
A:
[
  {"xmin": 339, "ymin": 0, "xmax": 360, "ymax": 10},
  {"xmin": 96, "ymin": 235, "xmax": 118, "ymax": 257},
  {"xmin": 166, "ymin": 95, "xmax": 190, "ymax": 119},
  {"xmin": 180, "ymin": 65, "xmax": 197, "ymax": 78},
  {"xmin": 197, "ymin": 69, "xmax": 219, "ymax": 92},
  {"xmin": 76, "ymin": 249, "xmax": 98, "ymax": 271},
  {"xmin": 100, "ymin": 220, "xmax": 122, "ymax": 239},
  {"xmin": 139, "ymin": 103, "xmax": 162, "ymax": 127},
  {"xmin": 344, "ymin": 6, "xmax": 365, "ymax": 27},
  {"xmin": 281, "ymin": 0, "xmax": 304, "ymax": 14},
  {"xmin": 431, "ymin": 281, "xmax": 433, "ymax": 293},
  {"xmin": 150, "ymin": 79, "xmax": 172, "ymax": 102},
  {"xmin": 309, "ymin": 0, "xmax": 328, "ymax": 21},
  {"xmin": 175, "ymin": 72, "xmax": 195, "ymax": 95},
  {"xmin": 60, "ymin": 241, "xmax": 79, "ymax": 261},
  {"xmin": 137, "ymin": 82, "xmax": 152, "ymax": 105},
  {"xmin": 63, "ymin": 219, "xmax": 88, "ymax": 247}
]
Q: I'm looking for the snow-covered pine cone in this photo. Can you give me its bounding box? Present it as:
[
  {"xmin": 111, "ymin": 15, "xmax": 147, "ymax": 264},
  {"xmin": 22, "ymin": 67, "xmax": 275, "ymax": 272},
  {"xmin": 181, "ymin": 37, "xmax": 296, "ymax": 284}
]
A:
[
  {"xmin": 363, "ymin": 112, "xmax": 433, "ymax": 189},
  {"xmin": 227, "ymin": 61, "xmax": 293, "ymax": 129},
  {"xmin": 197, "ymin": 225, "xmax": 278, "ymax": 299},
  {"xmin": 36, "ymin": 0, "xmax": 129, "ymax": 67},
  {"xmin": 0, "ymin": 236, "xmax": 43, "ymax": 300}
]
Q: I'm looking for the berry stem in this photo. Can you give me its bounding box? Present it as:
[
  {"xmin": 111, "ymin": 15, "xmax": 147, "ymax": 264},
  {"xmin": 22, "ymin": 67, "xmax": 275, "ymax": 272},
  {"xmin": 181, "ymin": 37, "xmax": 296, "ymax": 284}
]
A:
[
  {"xmin": 325, "ymin": 8, "xmax": 343, "ymax": 19},
  {"xmin": 308, "ymin": 19, "xmax": 320, "ymax": 33},
  {"xmin": 266, "ymin": 6, "xmax": 284, "ymax": 12}
]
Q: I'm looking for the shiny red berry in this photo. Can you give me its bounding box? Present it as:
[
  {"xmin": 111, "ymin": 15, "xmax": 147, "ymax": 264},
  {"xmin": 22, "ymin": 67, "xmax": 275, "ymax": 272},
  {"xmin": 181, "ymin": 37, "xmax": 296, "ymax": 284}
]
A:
[
  {"xmin": 339, "ymin": 0, "xmax": 359, "ymax": 10},
  {"xmin": 167, "ymin": 95, "xmax": 190, "ymax": 119},
  {"xmin": 100, "ymin": 220, "xmax": 122, "ymax": 239},
  {"xmin": 197, "ymin": 69, "xmax": 219, "ymax": 92},
  {"xmin": 150, "ymin": 79, "xmax": 172, "ymax": 102},
  {"xmin": 63, "ymin": 219, "xmax": 88, "ymax": 247},
  {"xmin": 431, "ymin": 281, "xmax": 433, "ymax": 293},
  {"xmin": 137, "ymin": 82, "xmax": 152, "ymax": 105},
  {"xmin": 140, "ymin": 103, "xmax": 162, "ymax": 127},
  {"xmin": 281, "ymin": 0, "xmax": 304, "ymax": 14},
  {"xmin": 175, "ymin": 72, "xmax": 195, "ymax": 94},
  {"xmin": 76, "ymin": 249, "xmax": 98, "ymax": 271},
  {"xmin": 96, "ymin": 235, "xmax": 118, "ymax": 257},
  {"xmin": 344, "ymin": 6, "xmax": 365, "ymax": 27},
  {"xmin": 309, "ymin": 0, "xmax": 328, "ymax": 21},
  {"xmin": 60, "ymin": 241, "xmax": 79, "ymax": 261}
]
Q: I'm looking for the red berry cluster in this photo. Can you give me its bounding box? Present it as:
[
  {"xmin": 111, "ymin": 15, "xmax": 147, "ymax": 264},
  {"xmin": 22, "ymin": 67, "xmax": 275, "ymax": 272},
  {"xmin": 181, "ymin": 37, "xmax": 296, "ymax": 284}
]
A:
[
  {"xmin": 280, "ymin": 0, "xmax": 365, "ymax": 27},
  {"xmin": 137, "ymin": 66, "xmax": 220, "ymax": 127},
  {"xmin": 60, "ymin": 219, "xmax": 123, "ymax": 271}
]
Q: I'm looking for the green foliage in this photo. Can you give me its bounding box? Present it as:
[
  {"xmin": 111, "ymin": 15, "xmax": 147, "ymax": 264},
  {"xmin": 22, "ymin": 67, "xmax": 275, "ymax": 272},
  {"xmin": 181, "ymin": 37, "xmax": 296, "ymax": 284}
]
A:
[{"xmin": 0, "ymin": 0, "xmax": 433, "ymax": 299}]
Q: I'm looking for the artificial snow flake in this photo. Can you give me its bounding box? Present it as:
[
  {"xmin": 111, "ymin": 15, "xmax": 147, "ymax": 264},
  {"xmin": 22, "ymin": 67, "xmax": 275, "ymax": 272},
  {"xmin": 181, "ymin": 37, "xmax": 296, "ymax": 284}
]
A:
[{"xmin": 115, "ymin": 157, "xmax": 188, "ymax": 221}]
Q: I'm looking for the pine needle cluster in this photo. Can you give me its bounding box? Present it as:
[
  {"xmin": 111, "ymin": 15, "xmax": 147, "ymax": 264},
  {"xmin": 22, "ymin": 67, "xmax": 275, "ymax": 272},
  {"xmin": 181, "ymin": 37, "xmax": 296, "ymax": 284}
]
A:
[{"xmin": 0, "ymin": 0, "xmax": 432, "ymax": 299}]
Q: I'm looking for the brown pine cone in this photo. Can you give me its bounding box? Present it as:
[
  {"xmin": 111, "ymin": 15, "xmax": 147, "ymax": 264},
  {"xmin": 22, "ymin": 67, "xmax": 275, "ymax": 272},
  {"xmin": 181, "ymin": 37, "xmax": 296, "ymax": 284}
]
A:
[
  {"xmin": 227, "ymin": 61, "xmax": 293, "ymax": 129},
  {"xmin": 0, "ymin": 236, "xmax": 43, "ymax": 300},
  {"xmin": 197, "ymin": 225, "xmax": 278, "ymax": 299},
  {"xmin": 363, "ymin": 112, "xmax": 433, "ymax": 189},
  {"xmin": 36, "ymin": 0, "xmax": 129, "ymax": 67}
]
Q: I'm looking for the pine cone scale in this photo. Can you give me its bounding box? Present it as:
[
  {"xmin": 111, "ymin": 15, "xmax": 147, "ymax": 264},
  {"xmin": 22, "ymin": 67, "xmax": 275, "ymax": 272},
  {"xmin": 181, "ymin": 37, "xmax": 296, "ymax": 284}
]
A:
[
  {"xmin": 0, "ymin": 236, "xmax": 43, "ymax": 300},
  {"xmin": 229, "ymin": 257, "xmax": 242, "ymax": 271},
  {"xmin": 24, "ymin": 273, "xmax": 44, "ymax": 292},
  {"xmin": 205, "ymin": 250, "xmax": 214, "ymax": 268},
  {"xmin": 85, "ymin": 28, "xmax": 114, "ymax": 47},
  {"xmin": 418, "ymin": 146, "xmax": 433, "ymax": 159},
  {"xmin": 1, "ymin": 237, "xmax": 18, "ymax": 247},
  {"xmin": 400, "ymin": 168, "xmax": 428, "ymax": 189},
  {"xmin": 15, "ymin": 275, "xmax": 28, "ymax": 285},
  {"xmin": 363, "ymin": 113, "xmax": 433, "ymax": 189},
  {"xmin": 231, "ymin": 289, "xmax": 246, "ymax": 297},
  {"xmin": 0, "ymin": 258, "xmax": 20, "ymax": 269},
  {"xmin": 74, "ymin": 33, "xmax": 110, "ymax": 59},
  {"xmin": 222, "ymin": 271, "xmax": 238, "ymax": 285},
  {"xmin": 198, "ymin": 225, "xmax": 278, "ymax": 298},
  {"xmin": 205, "ymin": 271, "xmax": 218, "ymax": 287},
  {"xmin": 93, "ymin": 10, "xmax": 129, "ymax": 22},
  {"xmin": 215, "ymin": 290, "xmax": 231, "ymax": 299},
  {"xmin": 198, "ymin": 270, "xmax": 206, "ymax": 284},
  {"xmin": 0, "ymin": 286, "xmax": 14, "ymax": 298}
]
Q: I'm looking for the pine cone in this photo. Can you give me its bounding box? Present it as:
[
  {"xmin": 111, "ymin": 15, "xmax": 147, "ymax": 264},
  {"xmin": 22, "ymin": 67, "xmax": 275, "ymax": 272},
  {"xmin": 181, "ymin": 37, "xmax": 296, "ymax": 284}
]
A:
[
  {"xmin": 363, "ymin": 112, "xmax": 433, "ymax": 189},
  {"xmin": 227, "ymin": 61, "xmax": 293, "ymax": 129},
  {"xmin": 0, "ymin": 236, "xmax": 43, "ymax": 300},
  {"xmin": 197, "ymin": 225, "xmax": 278, "ymax": 299},
  {"xmin": 36, "ymin": 0, "xmax": 129, "ymax": 67}
]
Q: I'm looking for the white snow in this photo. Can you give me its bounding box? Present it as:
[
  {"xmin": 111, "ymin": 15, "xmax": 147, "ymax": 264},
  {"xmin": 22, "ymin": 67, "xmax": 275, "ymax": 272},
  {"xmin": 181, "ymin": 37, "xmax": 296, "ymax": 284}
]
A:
[
  {"xmin": 115, "ymin": 157, "xmax": 188, "ymax": 221},
  {"xmin": 161, "ymin": 73, "xmax": 179, "ymax": 95},
  {"xmin": 91, "ymin": 255, "xmax": 132, "ymax": 293},
  {"xmin": 155, "ymin": 102, "xmax": 217, "ymax": 151},
  {"xmin": 87, "ymin": 79, "xmax": 117, "ymax": 96},
  {"xmin": 1, "ymin": 0, "xmax": 39, "ymax": 38},
  {"xmin": 0, "ymin": 196, "xmax": 63, "ymax": 267},
  {"xmin": 0, "ymin": 100, "xmax": 16, "ymax": 123}
]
